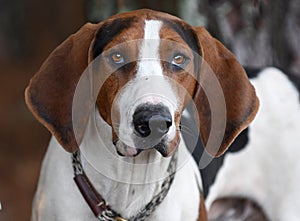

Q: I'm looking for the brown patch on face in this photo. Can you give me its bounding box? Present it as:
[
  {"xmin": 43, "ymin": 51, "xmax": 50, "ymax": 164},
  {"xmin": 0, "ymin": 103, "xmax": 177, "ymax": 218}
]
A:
[
  {"xmin": 159, "ymin": 23, "xmax": 198, "ymax": 111},
  {"xmin": 165, "ymin": 125, "xmax": 181, "ymax": 157},
  {"xmin": 93, "ymin": 20, "xmax": 145, "ymax": 127},
  {"xmin": 153, "ymin": 111, "xmax": 181, "ymax": 157},
  {"xmin": 152, "ymin": 23, "xmax": 199, "ymax": 155}
]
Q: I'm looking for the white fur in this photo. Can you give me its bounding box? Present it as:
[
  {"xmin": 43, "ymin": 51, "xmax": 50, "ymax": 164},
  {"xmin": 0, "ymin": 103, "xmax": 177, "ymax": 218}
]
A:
[
  {"xmin": 206, "ymin": 67, "xmax": 300, "ymax": 221},
  {"xmin": 31, "ymin": 107, "xmax": 202, "ymax": 220},
  {"xmin": 116, "ymin": 20, "xmax": 178, "ymax": 153},
  {"xmin": 138, "ymin": 20, "xmax": 163, "ymax": 77}
]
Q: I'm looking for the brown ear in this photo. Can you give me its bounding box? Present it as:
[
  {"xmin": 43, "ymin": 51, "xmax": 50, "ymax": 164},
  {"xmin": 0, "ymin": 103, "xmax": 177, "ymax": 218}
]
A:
[
  {"xmin": 25, "ymin": 23, "xmax": 100, "ymax": 153},
  {"xmin": 193, "ymin": 26, "xmax": 259, "ymax": 157}
]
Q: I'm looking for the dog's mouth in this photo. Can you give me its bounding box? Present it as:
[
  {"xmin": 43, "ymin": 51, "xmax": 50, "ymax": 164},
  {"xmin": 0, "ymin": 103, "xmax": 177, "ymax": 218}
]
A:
[
  {"xmin": 114, "ymin": 139, "xmax": 170, "ymax": 157},
  {"xmin": 116, "ymin": 146, "xmax": 143, "ymax": 157}
]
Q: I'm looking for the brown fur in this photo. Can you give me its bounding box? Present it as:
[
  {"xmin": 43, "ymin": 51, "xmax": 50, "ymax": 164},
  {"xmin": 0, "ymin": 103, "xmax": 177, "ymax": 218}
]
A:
[
  {"xmin": 25, "ymin": 23, "xmax": 102, "ymax": 152},
  {"xmin": 25, "ymin": 8, "xmax": 259, "ymax": 158},
  {"xmin": 193, "ymin": 26, "xmax": 259, "ymax": 157}
]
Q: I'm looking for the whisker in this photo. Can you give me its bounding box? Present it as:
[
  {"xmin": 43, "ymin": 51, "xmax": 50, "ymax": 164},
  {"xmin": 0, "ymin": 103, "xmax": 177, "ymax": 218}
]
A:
[
  {"xmin": 176, "ymin": 125, "xmax": 197, "ymax": 138},
  {"xmin": 180, "ymin": 124, "xmax": 194, "ymax": 134}
]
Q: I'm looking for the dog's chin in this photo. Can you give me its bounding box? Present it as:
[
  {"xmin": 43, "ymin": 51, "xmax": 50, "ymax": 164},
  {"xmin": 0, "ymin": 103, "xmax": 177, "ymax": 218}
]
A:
[
  {"xmin": 114, "ymin": 140, "xmax": 175, "ymax": 157},
  {"xmin": 116, "ymin": 147, "xmax": 143, "ymax": 157},
  {"xmin": 114, "ymin": 142, "xmax": 142, "ymax": 157}
]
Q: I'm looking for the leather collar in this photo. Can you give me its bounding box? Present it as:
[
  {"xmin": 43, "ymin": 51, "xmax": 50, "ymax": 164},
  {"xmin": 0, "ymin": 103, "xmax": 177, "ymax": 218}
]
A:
[{"xmin": 72, "ymin": 150, "xmax": 177, "ymax": 221}]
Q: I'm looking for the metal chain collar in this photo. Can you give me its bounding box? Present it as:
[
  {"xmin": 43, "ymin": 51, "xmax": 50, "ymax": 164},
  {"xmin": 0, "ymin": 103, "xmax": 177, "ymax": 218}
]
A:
[{"xmin": 72, "ymin": 150, "xmax": 178, "ymax": 221}]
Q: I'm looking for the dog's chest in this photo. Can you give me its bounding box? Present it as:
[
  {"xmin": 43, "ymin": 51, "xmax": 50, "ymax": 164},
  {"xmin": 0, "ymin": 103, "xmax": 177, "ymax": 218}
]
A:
[
  {"xmin": 34, "ymin": 136, "xmax": 201, "ymax": 221},
  {"xmin": 80, "ymin": 139, "xmax": 202, "ymax": 220}
]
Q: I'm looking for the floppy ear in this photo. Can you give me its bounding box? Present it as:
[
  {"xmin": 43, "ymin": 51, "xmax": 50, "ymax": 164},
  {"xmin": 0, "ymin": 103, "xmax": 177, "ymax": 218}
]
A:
[
  {"xmin": 25, "ymin": 23, "xmax": 100, "ymax": 153},
  {"xmin": 193, "ymin": 26, "xmax": 259, "ymax": 157}
]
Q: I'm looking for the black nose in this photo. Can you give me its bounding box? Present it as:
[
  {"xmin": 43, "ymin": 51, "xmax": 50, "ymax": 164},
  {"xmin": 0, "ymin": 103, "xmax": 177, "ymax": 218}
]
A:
[{"xmin": 133, "ymin": 104, "xmax": 172, "ymax": 138}]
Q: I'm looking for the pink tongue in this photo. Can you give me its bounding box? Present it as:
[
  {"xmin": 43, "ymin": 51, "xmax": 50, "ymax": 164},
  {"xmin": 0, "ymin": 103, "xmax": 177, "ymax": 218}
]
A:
[{"xmin": 126, "ymin": 147, "xmax": 138, "ymax": 156}]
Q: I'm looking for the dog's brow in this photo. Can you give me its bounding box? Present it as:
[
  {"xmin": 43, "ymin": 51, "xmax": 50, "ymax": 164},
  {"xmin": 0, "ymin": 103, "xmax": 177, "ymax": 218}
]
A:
[
  {"xmin": 93, "ymin": 17, "xmax": 135, "ymax": 58},
  {"xmin": 160, "ymin": 18, "xmax": 200, "ymax": 75},
  {"xmin": 161, "ymin": 19, "xmax": 199, "ymax": 54}
]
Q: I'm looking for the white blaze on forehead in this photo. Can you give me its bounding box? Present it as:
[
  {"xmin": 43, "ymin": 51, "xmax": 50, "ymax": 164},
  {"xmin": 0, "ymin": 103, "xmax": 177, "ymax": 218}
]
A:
[
  {"xmin": 137, "ymin": 20, "xmax": 163, "ymax": 76},
  {"xmin": 133, "ymin": 19, "xmax": 178, "ymax": 108},
  {"xmin": 135, "ymin": 20, "xmax": 178, "ymax": 106},
  {"xmin": 113, "ymin": 19, "xmax": 180, "ymax": 150},
  {"xmin": 144, "ymin": 20, "xmax": 162, "ymax": 39}
]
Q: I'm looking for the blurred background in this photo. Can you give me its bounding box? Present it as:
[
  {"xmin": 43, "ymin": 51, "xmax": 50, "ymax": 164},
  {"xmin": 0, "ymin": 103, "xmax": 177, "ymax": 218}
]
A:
[{"xmin": 0, "ymin": 0, "xmax": 299, "ymax": 220}]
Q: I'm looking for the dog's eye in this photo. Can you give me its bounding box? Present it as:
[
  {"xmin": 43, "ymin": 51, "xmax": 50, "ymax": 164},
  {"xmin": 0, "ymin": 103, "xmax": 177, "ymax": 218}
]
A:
[
  {"xmin": 170, "ymin": 53, "xmax": 189, "ymax": 72},
  {"xmin": 110, "ymin": 52, "xmax": 124, "ymax": 64},
  {"xmin": 172, "ymin": 54, "xmax": 186, "ymax": 66}
]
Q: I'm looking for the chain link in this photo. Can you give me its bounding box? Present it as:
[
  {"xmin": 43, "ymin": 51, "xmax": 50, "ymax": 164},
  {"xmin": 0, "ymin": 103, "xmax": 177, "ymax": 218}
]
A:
[
  {"xmin": 72, "ymin": 150, "xmax": 177, "ymax": 221},
  {"xmin": 72, "ymin": 151, "xmax": 83, "ymax": 175},
  {"xmin": 99, "ymin": 209, "xmax": 121, "ymax": 221},
  {"xmin": 129, "ymin": 151, "xmax": 177, "ymax": 221}
]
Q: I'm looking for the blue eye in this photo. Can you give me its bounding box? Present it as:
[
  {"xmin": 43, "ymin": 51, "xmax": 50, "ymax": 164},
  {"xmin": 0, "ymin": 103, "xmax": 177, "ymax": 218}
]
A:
[{"xmin": 110, "ymin": 52, "xmax": 124, "ymax": 64}]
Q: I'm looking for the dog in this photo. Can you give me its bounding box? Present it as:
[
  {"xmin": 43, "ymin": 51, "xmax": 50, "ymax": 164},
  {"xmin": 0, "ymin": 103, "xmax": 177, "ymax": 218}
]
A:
[
  {"xmin": 25, "ymin": 9, "xmax": 259, "ymax": 221},
  {"xmin": 201, "ymin": 67, "xmax": 300, "ymax": 221}
]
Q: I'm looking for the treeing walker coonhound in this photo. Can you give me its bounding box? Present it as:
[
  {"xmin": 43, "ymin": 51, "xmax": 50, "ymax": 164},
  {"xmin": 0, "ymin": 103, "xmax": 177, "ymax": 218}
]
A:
[
  {"xmin": 202, "ymin": 67, "xmax": 300, "ymax": 221},
  {"xmin": 25, "ymin": 9, "xmax": 259, "ymax": 221}
]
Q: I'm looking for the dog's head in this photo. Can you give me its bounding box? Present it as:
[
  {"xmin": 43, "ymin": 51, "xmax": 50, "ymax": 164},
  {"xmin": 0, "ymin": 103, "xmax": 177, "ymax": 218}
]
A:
[{"xmin": 25, "ymin": 9, "xmax": 259, "ymax": 158}]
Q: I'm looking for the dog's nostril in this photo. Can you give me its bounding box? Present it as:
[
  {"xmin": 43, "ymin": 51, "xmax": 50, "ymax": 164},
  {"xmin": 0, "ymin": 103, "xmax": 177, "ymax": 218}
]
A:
[
  {"xmin": 148, "ymin": 115, "xmax": 172, "ymax": 136},
  {"xmin": 134, "ymin": 115, "xmax": 172, "ymax": 137},
  {"xmin": 133, "ymin": 105, "xmax": 172, "ymax": 138},
  {"xmin": 136, "ymin": 123, "xmax": 151, "ymax": 137}
]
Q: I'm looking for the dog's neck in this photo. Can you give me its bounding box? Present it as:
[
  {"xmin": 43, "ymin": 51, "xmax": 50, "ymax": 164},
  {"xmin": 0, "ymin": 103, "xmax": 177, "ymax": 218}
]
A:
[{"xmin": 78, "ymin": 107, "xmax": 174, "ymax": 218}]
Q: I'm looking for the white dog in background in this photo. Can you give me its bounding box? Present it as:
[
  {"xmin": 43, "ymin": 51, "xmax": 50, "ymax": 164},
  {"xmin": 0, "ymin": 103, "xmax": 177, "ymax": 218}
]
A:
[{"xmin": 206, "ymin": 67, "xmax": 300, "ymax": 221}]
